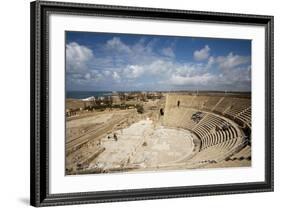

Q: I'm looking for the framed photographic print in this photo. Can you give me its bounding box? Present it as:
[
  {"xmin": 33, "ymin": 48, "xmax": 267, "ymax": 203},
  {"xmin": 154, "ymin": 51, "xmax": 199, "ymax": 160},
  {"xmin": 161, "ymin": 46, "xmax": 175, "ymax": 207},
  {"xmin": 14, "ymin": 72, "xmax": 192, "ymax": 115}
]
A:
[{"xmin": 30, "ymin": 0, "xmax": 274, "ymax": 207}]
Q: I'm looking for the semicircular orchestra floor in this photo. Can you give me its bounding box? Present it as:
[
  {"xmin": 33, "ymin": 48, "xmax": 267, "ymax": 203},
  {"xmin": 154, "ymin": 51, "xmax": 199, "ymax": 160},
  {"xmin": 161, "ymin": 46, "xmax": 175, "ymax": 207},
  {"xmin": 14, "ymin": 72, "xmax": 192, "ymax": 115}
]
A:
[{"xmin": 89, "ymin": 119, "xmax": 197, "ymax": 172}]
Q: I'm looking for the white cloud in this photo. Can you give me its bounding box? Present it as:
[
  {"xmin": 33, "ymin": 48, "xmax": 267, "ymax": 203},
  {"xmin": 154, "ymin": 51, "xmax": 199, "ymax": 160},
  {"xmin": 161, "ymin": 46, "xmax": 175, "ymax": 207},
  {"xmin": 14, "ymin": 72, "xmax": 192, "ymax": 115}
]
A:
[
  {"xmin": 106, "ymin": 37, "xmax": 131, "ymax": 54},
  {"xmin": 206, "ymin": 56, "xmax": 215, "ymax": 69},
  {"xmin": 193, "ymin": 45, "xmax": 210, "ymax": 61},
  {"xmin": 146, "ymin": 60, "xmax": 173, "ymax": 76},
  {"xmin": 103, "ymin": 70, "xmax": 111, "ymax": 76},
  {"xmin": 66, "ymin": 42, "xmax": 94, "ymax": 72},
  {"xmin": 168, "ymin": 73, "xmax": 216, "ymax": 85},
  {"xmin": 161, "ymin": 47, "xmax": 175, "ymax": 58},
  {"xmin": 84, "ymin": 73, "xmax": 91, "ymax": 80},
  {"xmin": 66, "ymin": 38, "xmax": 251, "ymax": 91},
  {"xmin": 216, "ymin": 52, "xmax": 250, "ymax": 71},
  {"xmin": 112, "ymin": 71, "xmax": 121, "ymax": 81},
  {"xmin": 123, "ymin": 65, "xmax": 144, "ymax": 79}
]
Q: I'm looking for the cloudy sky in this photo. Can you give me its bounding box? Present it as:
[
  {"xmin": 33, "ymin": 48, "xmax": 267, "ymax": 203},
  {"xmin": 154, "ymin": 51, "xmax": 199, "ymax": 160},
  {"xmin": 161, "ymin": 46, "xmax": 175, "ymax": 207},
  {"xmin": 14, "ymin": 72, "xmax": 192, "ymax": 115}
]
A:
[{"xmin": 66, "ymin": 31, "xmax": 251, "ymax": 92}]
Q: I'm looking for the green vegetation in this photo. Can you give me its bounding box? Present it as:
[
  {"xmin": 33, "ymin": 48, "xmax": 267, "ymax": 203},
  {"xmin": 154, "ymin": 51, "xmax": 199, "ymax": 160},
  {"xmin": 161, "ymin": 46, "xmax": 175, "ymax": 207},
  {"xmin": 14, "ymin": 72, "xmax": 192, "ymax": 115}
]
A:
[
  {"xmin": 83, "ymin": 103, "xmax": 137, "ymax": 111},
  {"xmin": 136, "ymin": 104, "xmax": 144, "ymax": 114}
]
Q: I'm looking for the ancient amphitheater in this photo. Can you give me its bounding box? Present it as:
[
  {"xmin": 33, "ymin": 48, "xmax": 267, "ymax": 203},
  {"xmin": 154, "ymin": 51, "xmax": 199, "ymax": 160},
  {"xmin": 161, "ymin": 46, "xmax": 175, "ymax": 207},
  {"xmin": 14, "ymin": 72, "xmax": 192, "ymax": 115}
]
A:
[{"xmin": 66, "ymin": 93, "xmax": 251, "ymax": 175}]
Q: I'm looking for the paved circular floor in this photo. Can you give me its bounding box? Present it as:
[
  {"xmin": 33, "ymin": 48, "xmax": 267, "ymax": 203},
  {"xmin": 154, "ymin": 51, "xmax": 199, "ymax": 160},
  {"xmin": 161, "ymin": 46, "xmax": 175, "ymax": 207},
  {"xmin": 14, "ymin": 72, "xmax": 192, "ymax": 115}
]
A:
[{"xmin": 90, "ymin": 120, "xmax": 196, "ymax": 170}]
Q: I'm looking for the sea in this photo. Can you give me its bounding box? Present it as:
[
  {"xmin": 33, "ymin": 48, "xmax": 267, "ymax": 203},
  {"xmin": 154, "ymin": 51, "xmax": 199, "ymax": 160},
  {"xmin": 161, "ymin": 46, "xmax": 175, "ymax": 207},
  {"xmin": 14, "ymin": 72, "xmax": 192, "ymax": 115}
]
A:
[{"xmin": 66, "ymin": 91, "xmax": 113, "ymax": 99}]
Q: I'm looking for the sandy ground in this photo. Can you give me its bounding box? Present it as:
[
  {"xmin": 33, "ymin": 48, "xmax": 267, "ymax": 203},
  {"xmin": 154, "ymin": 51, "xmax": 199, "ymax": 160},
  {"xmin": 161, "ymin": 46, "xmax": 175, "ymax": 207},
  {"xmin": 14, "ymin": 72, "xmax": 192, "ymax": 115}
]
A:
[
  {"xmin": 67, "ymin": 113, "xmax": 113, "ymax": 129},
  {"xmin": 88, "ymin": 120, "xmax": 195, "ymax": 171},
  {"xmin": 66, "ymin": 110, "xmax": 133, "ymax": 145}
]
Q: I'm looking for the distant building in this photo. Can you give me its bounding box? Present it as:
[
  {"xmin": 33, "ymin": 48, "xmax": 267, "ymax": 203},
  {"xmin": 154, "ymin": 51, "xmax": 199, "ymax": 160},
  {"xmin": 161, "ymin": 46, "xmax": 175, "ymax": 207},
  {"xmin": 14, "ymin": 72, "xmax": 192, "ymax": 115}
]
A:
[
  {"xmin": 82, "ymin": 96, "xmax": 95, "ymax": 102},
  {"xmin": 111, "ymin": 95, "xmax": 121, "ymax": 104}
]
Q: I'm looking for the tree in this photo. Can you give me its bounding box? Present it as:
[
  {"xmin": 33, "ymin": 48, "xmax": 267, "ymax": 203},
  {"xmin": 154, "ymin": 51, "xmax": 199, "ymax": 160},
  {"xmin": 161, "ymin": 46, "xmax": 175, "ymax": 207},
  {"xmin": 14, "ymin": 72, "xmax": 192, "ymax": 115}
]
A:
[{"xmin": 136, "ymin": 104, "xmax": 144, "ymax": 114}]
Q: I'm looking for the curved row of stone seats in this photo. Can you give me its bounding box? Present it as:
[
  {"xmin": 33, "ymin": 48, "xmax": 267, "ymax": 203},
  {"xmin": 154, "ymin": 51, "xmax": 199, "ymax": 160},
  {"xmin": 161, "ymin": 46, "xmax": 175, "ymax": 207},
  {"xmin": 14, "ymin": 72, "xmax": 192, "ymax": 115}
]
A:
[
  {"xmin": 192, "ymin": 114, "xmax": 239, "ymax": 150},
  {"xmin": 163, "ymin": 107, "xmax": 206, "ymax": 132},
  {"xmin": 183, "ymin": 141, "xmax": 238, "ymax": 167},
  {"xmin": 171, "ymin": 95, "xmax": 250, "ymax": 127},
  {"xmin": 176, "ymin": 109, "xmax": 201, "ymax": 130},
  {"xmin": 201, "ymin": 97, "xmax": 222, "ymax": 111},
  {"xmin": 164, "ymin": 106, "xmax": 241, "ymax": 155},
  {"xmin": 223, "ymin": 98, "xmax": 250, "ymax": 115},
  {"xmin": 165, "ymin": 104, "xmax": 240, "ymax": 132},
  {"xmin": 163, "ymin": 94, "xmax": 251, "ymax": 167},
  {"xmin": 196, "ymin": 145, "xmax": 252, "ymax": 169},
  {"xmin": 165, "ymin": 94, "xmax": 250, "ymax": 118},
  {"xmin": 235, "ymin": 107, "xmax": 251, "ymax": 127},
  {"xmin": 183, "ymin": 138, "xmax": 250, "ymax": 168},
  {"xmin": 212, "ymin": 97, "xmax": 233, "ymax": 114}
]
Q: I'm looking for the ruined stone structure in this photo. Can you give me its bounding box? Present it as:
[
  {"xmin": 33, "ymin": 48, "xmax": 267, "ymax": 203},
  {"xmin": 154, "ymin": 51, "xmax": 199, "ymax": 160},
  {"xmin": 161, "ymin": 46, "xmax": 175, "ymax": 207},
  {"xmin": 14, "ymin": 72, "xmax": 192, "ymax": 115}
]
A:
[{"xmin": 66, "ymin": 93, "xmax": 251, "ymax": 175}]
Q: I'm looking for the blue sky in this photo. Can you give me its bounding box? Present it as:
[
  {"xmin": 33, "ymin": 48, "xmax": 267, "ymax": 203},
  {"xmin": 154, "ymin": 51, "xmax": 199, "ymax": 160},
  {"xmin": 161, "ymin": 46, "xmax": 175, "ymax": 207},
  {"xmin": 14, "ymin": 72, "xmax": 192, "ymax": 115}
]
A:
[{"xmin": 66, "ymin": 31, "xmax": 251, "ymax": 92}]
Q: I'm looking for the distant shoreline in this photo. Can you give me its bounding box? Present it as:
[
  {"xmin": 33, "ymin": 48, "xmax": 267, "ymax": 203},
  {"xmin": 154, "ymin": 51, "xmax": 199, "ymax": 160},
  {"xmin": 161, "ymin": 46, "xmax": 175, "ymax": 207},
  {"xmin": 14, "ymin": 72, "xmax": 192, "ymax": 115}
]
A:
[{"xmin": 66, "ymin": 90, "xmax": 251, "ymax": 100}]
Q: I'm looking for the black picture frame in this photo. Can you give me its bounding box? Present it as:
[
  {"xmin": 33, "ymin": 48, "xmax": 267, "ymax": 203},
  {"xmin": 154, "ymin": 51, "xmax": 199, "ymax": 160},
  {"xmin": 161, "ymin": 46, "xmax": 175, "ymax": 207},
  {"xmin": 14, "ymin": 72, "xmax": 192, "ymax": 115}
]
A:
[{"xmin": 30, "ymin": 0, "xmax": 274, "ymax": 207}]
